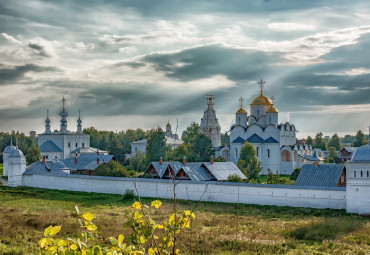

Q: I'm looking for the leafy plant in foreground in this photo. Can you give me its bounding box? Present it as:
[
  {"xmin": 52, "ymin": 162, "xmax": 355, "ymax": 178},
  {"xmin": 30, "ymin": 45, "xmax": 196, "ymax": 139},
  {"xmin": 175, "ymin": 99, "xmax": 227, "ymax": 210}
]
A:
[{"xmin": 39, "ymin": 200, "xmax": 195, "ymax": 254}]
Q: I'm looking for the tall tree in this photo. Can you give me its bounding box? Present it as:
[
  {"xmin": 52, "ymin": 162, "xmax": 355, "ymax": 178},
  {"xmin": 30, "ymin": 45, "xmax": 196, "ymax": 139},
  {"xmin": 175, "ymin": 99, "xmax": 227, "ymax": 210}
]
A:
[
  {"xmin": 354, "ymin": 130, "xmax": 367, "ymax": 147},
  {"xmin": 146, "ymin": 128, "xmax": 166, "ymax": 162},
  {"xmin": 107, "ymin": 137, "xmax": 125, "ymax": 163},
  {"xmin": 314, "ymin": 132, "xmax": 327, "ymax": 150},
  {"xmin": 181, "ymin": 122, "xmax": 199, "ymax": 145},
  {"xmin": 237, "ymin": 142, "xmax": 262, "ymax": 181},
  {"xmin": 328, "ymin": 133, "xmax": 341, "ymax": 150},
  {"xmin": 193, "ymin": 133, "xmax": 215, "ymax": 162},
  {"xmin": 221, "ymin": 132, "xmax": 230, "ymax": 146},
  {"xmin": 306, "ymin": 136, "xmax": 313, "ymax": 146},
  {"xmin": 26, "ymin": 145, "xmax": 41, "ymax": 165}
]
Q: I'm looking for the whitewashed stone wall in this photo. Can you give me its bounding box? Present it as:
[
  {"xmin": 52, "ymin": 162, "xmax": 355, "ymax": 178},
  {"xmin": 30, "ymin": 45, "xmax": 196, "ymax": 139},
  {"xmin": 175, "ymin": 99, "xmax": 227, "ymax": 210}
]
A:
[{"xmin": 22, "ymin": 174, "xmax": 346, "ymax": 210}]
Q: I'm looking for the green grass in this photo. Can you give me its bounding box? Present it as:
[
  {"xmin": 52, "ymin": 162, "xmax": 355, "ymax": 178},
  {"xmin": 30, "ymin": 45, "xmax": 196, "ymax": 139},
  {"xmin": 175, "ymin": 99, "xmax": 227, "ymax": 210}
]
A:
[{"xmin": 0, "ymin": 185, "xmax": 369, "ymax": 254}]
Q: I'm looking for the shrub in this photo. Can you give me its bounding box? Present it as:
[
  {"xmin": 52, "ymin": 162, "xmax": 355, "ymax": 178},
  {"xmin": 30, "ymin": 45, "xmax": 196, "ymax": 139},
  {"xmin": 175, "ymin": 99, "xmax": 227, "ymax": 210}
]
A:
[
  {"xmin": 39, "ymin": 200, "xmax": 195, "ymax": 254},
  {"xmin": 227, "ymin": 174, "xmax": 243, "ymax": 183},
  {"xmin": 121, "ymin": 189, "xmax": 135, "ymax": 201},
  {"xmin": 94, "ymin": 161, "xmax": 130, "ymax": 177},
  {"xmin": 290, "ymin": 168, "xmax": 301, "ymax": 180}
]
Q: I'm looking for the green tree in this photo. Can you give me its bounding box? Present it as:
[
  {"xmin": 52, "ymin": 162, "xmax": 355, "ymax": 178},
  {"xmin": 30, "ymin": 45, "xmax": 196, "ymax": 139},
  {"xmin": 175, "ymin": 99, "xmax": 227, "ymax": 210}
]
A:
[
  {"xmin": 169, "ymin": 143, "xmax": 189, "ymax": 161},
  {"xmin": 341, "ymin": 134, "xmax": 355, "ymax": 145},
  {"xmin": 306, "ymin": 136, "xmax": 313, "ymax": 146},
  {"xmin": 354, "ymin": 130, "xmax": 367, "ymax": 147},
  {"xmin": 181, "ymin": 122, "xmax": 199, "ymax": 145},
  {"xmin": 221, "ymin": 132, "xmax": 230, "ymax": 146},
  {"xmin": 193, "ymin": 133, "xmax": 215, "ymax": 161},
  {"xmin": 94, "ymin": 161, "xmax": 131, "ymax": 177},
  {"xmin": 146, "ymin": 128, "xmax": 166, "ymax": 162},
  {"xmin": 129, "ymin": 151, "xmax": 146, "ymax": 172},
  {"xmin": 107, "ymin": 137, "xmax": 125, "ymax": 163},
  {"xmin": 328, "ymin": 133, "xmax": 341, "ymax": 150},
  {"xmin": 314, "ymin": 132, "xmax": 327, "ymax": 150},
  {"xmin": 26, "ymin": 145, "xmax": 41, "ymax": 165},
  {"xmin": 290, "ymin": 168, "xmax": 301, "ymax": 180},
  {"xmin": 237, "ymin": 142, "xmax": 262, "ymax": 181}
]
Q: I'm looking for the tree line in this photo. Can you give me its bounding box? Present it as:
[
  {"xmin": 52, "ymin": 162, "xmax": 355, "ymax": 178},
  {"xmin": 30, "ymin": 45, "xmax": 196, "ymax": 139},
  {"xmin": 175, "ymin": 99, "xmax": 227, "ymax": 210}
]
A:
[{"xmin": 305, "ymin": 130, "xmax": 369, "ymax": 151}]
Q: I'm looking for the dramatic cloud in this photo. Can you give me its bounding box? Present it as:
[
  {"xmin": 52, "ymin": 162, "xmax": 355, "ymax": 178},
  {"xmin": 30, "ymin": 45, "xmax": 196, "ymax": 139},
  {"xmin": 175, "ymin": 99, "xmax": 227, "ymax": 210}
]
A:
[{"xmin": 1, "ymin": 0, "xmax": 370, "ymax": 136}]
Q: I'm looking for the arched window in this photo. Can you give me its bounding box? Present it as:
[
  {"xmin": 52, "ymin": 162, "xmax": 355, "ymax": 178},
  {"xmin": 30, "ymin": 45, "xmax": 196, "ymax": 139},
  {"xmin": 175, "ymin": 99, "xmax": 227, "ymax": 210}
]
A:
[
  {"xmin": 267, "ymin": 149, "xmax": 270, "ymax": 158},
  {"xmin": 361, "ymin": 171, "xmax": 363, "ymax": 177},
  {"xmin": 367, "ymin": 171, "xmax": 369, "ymax": 178},
  {"xmin": 281, "ymin": 151, "xmax": 291, "ymax": 162},
  {"xmin": 235, "ymin": 148, "xmax": 238, "ymax": 158},
  {"xmin": 257, "ymin": 109, "xmax": 260, "ymax": 116},
  {"xmin": 354, "ymin": 171, "xmax": 356, "ymax": 177},
  {"xmin": 256, "ymin": 147, "xmax": 259, "ymax": 157}
]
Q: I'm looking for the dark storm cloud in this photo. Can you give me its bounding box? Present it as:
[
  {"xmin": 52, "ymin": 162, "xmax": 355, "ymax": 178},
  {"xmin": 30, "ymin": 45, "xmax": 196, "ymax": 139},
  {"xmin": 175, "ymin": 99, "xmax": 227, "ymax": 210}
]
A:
[
  {"xmin": 143, "ymin": 44, "xmax": 283, "ymax": 82},
  {"xmin": 0, "ymin": 63, "xmax": 59, "ymax": 84},
  {"xmin": 28, "ymin": 42, "xmax": 51, "ymax": 58}
]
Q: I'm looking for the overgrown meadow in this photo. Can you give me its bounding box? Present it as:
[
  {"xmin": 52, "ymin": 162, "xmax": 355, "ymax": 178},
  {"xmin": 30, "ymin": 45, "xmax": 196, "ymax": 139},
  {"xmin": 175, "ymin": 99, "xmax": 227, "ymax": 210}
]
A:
[{"xmin": 0, "ymin": 184, "xmax": 369, "ymax": 254}]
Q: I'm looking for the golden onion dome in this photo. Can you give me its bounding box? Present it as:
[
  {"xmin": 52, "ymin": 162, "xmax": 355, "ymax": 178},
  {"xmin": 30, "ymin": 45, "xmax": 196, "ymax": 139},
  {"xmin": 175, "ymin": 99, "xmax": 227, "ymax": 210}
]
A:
[
  {"xmin": 250, "ymin": 93, "xmax": 273, "ymax": 105},
  {"xmin": 166, "ymin": 122, "xmax": 171, "ymax": 127},
  {"xmin": 266, "ymin": 105, "xmax": 278, "ymax": 113},
  {"xmin": 235, "ymin": 107, "xmax": 247, "ymax": 114}
]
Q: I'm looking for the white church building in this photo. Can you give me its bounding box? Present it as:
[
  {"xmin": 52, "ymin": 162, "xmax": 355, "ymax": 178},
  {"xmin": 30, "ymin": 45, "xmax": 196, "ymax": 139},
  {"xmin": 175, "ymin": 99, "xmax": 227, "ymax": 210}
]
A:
[{"xmin": 230, "ymin": 79, "xmax": 313, "ymax": 175}]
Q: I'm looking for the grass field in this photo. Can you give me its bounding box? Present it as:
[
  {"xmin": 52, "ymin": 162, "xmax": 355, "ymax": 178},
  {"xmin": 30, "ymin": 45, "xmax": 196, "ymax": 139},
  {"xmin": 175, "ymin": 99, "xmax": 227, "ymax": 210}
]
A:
[{"xmin": 0, "ymin": 185, "xmax": 369, "ymax": 254}]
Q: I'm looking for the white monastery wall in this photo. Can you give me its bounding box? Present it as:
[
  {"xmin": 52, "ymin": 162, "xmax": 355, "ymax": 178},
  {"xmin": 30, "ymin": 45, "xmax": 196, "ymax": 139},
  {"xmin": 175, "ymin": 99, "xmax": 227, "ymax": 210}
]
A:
[{"xmin": 21, "ymin": 174, "xmax": 346, "ymax": 210}]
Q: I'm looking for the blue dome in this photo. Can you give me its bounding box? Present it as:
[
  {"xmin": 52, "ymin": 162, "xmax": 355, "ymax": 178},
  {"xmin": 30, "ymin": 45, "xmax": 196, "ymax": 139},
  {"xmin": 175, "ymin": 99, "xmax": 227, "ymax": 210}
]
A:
[
  {"xmin": 350, "ymin": 145, "xmax": 370, "ymax": 162},
  {"xmin": 9, "ymin": 148, "xmax": 24, "ymax": 157},
  {"xmin": 4, "ymin": 145, "xmax": 16, "ymax": 153}
]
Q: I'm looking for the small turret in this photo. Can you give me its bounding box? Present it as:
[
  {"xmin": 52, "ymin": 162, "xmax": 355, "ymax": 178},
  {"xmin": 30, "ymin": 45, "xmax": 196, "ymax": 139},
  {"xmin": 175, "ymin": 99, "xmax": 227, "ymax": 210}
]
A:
[
  {"xmin": 2, "ymin": 136, "xmax": 16, "ymax": 177},
  {"xmin": 6, "ymin": 138, "xmax": 26, "ymax": 187},
  {"xmin": 77, "ymin": 109, "xmax": 83, "ymax": 134},
  {"xmin": 266, "ymin": 96, "xmax": 278, "ymax": 126},
  {"xmin": 59, "ymin": 97, "xmax": 69, "ymax": 134},
  {"xmin": 45, "ymin": 109, "xmax": 51, "ymax": 134},
  {"xmin": 166, "ymin": 121, "xmax": 171, "ymax": 137},
  {"xmin": 235, "ymin": 97, "xmax": 248, "ymax": 128}
]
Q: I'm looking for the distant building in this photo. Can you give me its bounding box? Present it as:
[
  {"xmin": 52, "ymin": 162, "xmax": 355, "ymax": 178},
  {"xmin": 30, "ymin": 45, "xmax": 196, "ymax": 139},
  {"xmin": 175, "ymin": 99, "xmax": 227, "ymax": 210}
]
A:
[
  {"xmin": 336, "ymin": 147, "xmax": 359, "ymax": 163},
  {"xmin": 128, "ymin": 122, "xmax": 183, "ymax": 159},
  {"xmin": 29, "ymin": 131, "xmax": 37, "ymax": 138}
]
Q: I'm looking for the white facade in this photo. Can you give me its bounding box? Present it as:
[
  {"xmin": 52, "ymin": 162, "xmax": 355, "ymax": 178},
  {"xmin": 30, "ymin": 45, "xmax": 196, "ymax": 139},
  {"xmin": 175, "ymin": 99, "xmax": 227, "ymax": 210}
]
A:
[
  {"xmin": 38, "ymin": 98, "xmax": 90, "ymax": 160},
  {"xmin": 345, "ymin": 145, "xmax": 370, "ymax": 215},
  {"xmin": 230, "ymin": 81, "xmax": 312, "ymax": 175},
  {"xmin": 199, "ymin": 94, "xmax": 221, "ymax": 148}
]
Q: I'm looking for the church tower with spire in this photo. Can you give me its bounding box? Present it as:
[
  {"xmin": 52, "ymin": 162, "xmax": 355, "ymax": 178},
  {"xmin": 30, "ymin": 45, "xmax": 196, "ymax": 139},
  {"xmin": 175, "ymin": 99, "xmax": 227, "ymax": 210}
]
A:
[{"xmin": 199, "ymin": 94, "xmax": 221, "ymax": 148}]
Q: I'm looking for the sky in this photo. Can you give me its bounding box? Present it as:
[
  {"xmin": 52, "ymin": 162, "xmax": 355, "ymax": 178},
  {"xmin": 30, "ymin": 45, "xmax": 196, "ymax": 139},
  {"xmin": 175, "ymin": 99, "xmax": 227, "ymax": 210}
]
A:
[{"xmin": 1, "ymin": 0, "xmax": 370, "ymax": 138}]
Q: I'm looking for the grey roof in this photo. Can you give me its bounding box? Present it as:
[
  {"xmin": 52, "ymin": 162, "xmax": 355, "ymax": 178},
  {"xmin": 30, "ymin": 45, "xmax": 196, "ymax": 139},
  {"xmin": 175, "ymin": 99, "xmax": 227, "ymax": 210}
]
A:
[
  {"xmin": 24, "ymin": 161, "xmax": 70, "ymax": 176},
  {"xmin": 70, "ymin": 147, "xmax": 107, "ymax": 154},
  {"xmin": 39, "ymin": 140, "xmax": 63, "ymax": 152},
  {"xmin": 349, "ymin": 145, "xmax": 370, "ymax": 162},
  {"xmin": 264, "ymin": 137, "xmax": 279, "ymax": 143},
  {"xmin": 180, "ymin": 162, "xmax": 211, "ymax": 181},
  {"xmin": 299, "ymin": 151, "xmax": 323, "ymax": 161},
  {"xmin": 343, "ymin": 147, "xmax": 358, "ymax": 153},
  {"xmin": 247, "ymin": 134, "xmax": 264, "ymax": 143},
  {"xmin": 4, "ymin": 145, "xmax": 16, "ymax": 153},
  {"xmin": 231, "ymin": 137, "xmax": 245, "ymax": 143},
  {"xmin": 61, "ymin": 154, "xmax": 115, "ymax": 171},
  {"xmin": 147, "ymin": 161, "xmax": 172, "ymax": 178},
  {"xmin": 295, "ymin": 164, "xmax": 344, "ymax": 187},
  {"xmin": 9, "ymin": 148, "xmax": 24, "ymax": 157},
  {"xmin": 202, "ymin": 162, "xmax": 247, "ymax": 181}
]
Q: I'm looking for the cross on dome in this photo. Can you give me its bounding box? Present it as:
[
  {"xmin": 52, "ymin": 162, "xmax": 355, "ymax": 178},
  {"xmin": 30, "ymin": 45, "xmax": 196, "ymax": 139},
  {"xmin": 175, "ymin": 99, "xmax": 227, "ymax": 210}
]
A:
[
  {"xmin": 239, "ymin": 97, "xmax": 244, "ymax": 108},
  {"xmin": 270, "ymin": 96, "xmax": 275, "ymax": 103},
  {"xmin": 258, "ymin": 78, "xmax": 265, "ymax": 94}
]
